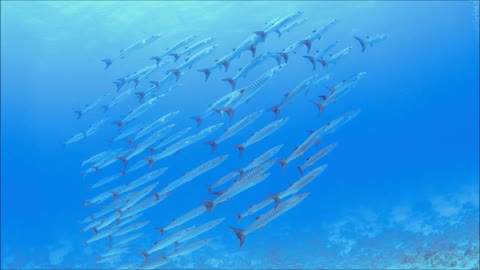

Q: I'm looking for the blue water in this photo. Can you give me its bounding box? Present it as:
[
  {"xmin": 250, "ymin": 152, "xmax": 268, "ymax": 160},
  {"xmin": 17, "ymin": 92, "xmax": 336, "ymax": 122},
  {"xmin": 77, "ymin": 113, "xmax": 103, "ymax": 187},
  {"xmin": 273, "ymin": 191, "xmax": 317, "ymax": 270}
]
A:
[{"xmin": 1, "ymin": 1, "xmax": 479, "ymax": 269}]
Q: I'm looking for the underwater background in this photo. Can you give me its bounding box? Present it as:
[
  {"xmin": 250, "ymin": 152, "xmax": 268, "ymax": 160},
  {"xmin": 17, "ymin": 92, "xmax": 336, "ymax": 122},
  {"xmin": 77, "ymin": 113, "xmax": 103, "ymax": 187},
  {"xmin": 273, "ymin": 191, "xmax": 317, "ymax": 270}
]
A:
[{"xmin": 1, "ymin": 1, "xmax": 479, "ymax": 269}]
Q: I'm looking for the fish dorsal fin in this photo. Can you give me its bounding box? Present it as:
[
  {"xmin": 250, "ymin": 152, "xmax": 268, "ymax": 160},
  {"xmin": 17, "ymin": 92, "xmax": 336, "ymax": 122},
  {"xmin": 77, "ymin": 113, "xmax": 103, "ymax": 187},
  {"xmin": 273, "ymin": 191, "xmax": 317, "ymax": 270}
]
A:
[
  {"xmin": 172, "ymin": 218, "xmax": 176, "ymax": 222},
  {"xmin": 289, "ymin": 183, "xmax": 294, "ymax": 187},
  {"xmin": 313, "ymin": 29, "xmax": 317, "ymax": 33},
  {"xmin": 232, "ymin": 48, "xmax": 236, "ymax": 51},
  {"xmin": 284, "ymin": 93, "xmax": 289, "ymax": 97},
  {"xmin": 185, "ymin": 46, "xmax": 189, "ymax": 49},
  {"xmin": 294, "ymin": 146, "xmax": 298, "ymax": 150},
  {"xmin": 255, "ymin": 216, "xmax": 260, "ymax": 220},
  {"xmin": 185, "ymin": 58, "xmax": 189, "ymax": 62},
  {"xmin": 329, "ymin": 53, "xmax": 333, "ymax": 57},
  {"xmin": 367, "ymin": 36, "xmax": 370, "ymax": 39},
  {"xmin": 238, "ymin": 67, "xmax": 242, "ymax": 71},
  {"xmin": 306, "ymin": 157, "xmax": 310, "ymax": 161}
]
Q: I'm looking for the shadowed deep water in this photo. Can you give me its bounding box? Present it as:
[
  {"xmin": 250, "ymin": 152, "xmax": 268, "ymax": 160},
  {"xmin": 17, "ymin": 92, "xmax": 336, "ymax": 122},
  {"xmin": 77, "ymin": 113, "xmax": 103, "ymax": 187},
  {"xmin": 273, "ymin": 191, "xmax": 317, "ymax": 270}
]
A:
[{"xmin": 1, "ymin": 1, "xmax": 479, "ymax": 269}]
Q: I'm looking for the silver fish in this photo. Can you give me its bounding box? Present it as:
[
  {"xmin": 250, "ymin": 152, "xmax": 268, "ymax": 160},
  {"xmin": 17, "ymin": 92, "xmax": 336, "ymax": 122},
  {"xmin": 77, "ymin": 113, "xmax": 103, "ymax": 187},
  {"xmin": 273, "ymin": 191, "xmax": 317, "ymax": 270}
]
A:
[
  {"xmin": 297, "ymin": 143, "xmax": 336, "ymax": 175},
  {"xmin": 228, "ymin": 192, "xmax": 310, "ymax": 247},
  {"xmin": 234, "ymin": 118, "xmax": 288, "ymax": 156},
  {"xmin": 204, "ymin": 110, "xmax": 264, "ymax": 153}
]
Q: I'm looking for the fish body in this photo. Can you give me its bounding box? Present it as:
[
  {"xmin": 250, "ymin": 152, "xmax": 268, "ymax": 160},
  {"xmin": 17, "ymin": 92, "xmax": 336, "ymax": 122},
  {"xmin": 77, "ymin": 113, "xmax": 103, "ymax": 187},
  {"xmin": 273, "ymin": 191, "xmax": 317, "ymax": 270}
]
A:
[
  {"xmin": 150, "ymin": 35, "xmax": 198, "ymax": 64},
  {"xmin": 101, "ymin": 34, "xmax": 164, "ymax": 69},
  {"xmin": 220, "ymin": 65, "xmax": 286, "ymax": 120},
  {"xmin": 150, "ymin": 123, "xmax": 223, "ymax": 163},
  {"xmin": 354, "ymin": 34, "xmax": 387, "ymax": 52},
  {"xmin": 313, "ymin": 72, "xmax": 366, "ymax": 113},
  {"xmin": 234, "ymin": 118, "xmax": 288, "ymax": 156},
  {"xmin": 176, "ymin": 218, "xmax": 224, "ymax": 245},
  {"xmin": 113, "ymin": 97, "xmax": 159, "ymax": 128},
  {"xmin": 243, "ymin": 144, "xmax": 284, "ymax": 173},
  {"xmin": 228, "ymin": 192, "xmax": 310, "ymax": 247},
  {"xmin": 112, "ymin": 168, "xmax": 168, "ymax": 197},
  {"xmin": 135, "ymin": 111, "xmax": 180, "ymax": 141},
  {"xmin": 167, "ymin": 44, "xmax": 219, "ymax": 81},
  {"xmin": 208, "ymin": 171, "xmax": 240, "ymax": 192},
  {"xmin": 223, "ymin": 52, "xmax": 282, "ymax": 90},
  {"xmin": 167, "ymin": 238, "xmax": 212, "ymax": 259},
  {"xmin": 323, "ymin": 46, "xmax": 352, "ymax": 67},
  {"xmin": 118, "ymin": 124, "xmax": 175, "ymax": 166},
  {"xmin": 262, "ymin": 11, "xmax": 304, "ymax": 38},
  {"xmin": 142, "ymin": 226, "xmax": 196, "ymax": 261},
  {"xmin": 276, "ymin": 126, "xmax": 326, "ymax": 170},
  {"xmin": 297, "ymin": 143, "xmax": 336, "ymax": 174},
  {"xmin": 158, "ymin": 205, "xmax": 207, "ymax": 235},
  {"xmin": 149, "ymin": 127, "xmax": 191, "ymax": 154},
  {"xmin": 276, "ymin": 17, "xmax": 308, "ymax": 36},
  {"xmin": 161, "ymin": 155, "xmax": 228, "ymax": 195},
  {"xmin": 170, "ymin": 36, "xmax": 216, "ymax": 62},
  {"xmin": 205, "ymin": 110, "xmax": 264, "ymax": 153},
  {"xmin": 85, "ymin": 118, "xmax": 107, "ymax": 137},
  {"xmin": 120, "ymin": 192, "xmax": 168, "ymax": 220},
  {"xmin": 112, "ymin": 220, "xmax": 150, "ymax": 238},
  {"xmin": 90, "ymin": 172, "xmax": 123, "ymax": 190}
]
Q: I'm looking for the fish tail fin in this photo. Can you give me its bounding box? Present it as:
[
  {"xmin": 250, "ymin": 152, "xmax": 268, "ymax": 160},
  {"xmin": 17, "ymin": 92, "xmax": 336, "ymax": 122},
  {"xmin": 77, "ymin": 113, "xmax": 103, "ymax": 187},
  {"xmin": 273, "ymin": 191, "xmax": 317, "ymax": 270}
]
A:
[
  {"xmin": 233, "ymin": 144, "xmax": 245, "ymax": 156},
  {"xmin": 228, "ymin": 226, "xmax": 246, "ymax": 247},
  {"xmin": 273, "ymin": 55, "xmax": 282, "ymax": 65},
  {"xmin": 278, "ymin": 52, "xmax": 288, "ymax": 63},
  {"xmin": 354, "ymin": 36, "xmax": 366, "ymax": 52},
  {"xmin": 150, "ymin": 56, "xmax": 161, "ymax": 65},
  {"xmin": 74, "ymin": 110, "xmax": 82, "ymax": 119},
  {"xmin": 191, "ymin": 116, "xmax": 203, "ymax": 127},
  {"xmin": 235, "ymin": 213, "xmax": 243, "ymax": 222},
  {"xmin": 204, "ymin": 200, "xmax": 215, "ymax": 212},
  {"xmin": 117, "ymin": 156, "xmax": 128, "ymax": 167},
  {"xmin": 144, "ymin": 157, "xmax": 155, "ymax": 168},
  {"xmin": 197, "ymin": 68, "xmax": 211, "ymax": 81},
  {"xmin": 303, "ymin": 56, "xmax": 316, "ymax": 70},
  {"xmin": 253, "ymin": 31, "xmax": 266, "ymax": 42},
  {"xmin": 319, "ymin": 59, "xmax": 328, "ymax": 68},
  {"xmin": 267, "ymin": 194, "xmax": 281, "ymax": 208},
  {"xmin": 204, "ymin": 141, "xmax": 217, "ymax": 153},
  {"xmin": 222, "ymin": 78, "xmax": 236, "ymax": 90},
  {"xmin": 127, "ymin": 138, "xmax": 135, "ymax": 147},
  {"xmin": 268, "ymin": 105, "xmax": 281, "ymax": 119},
  {"xmin": 147, "ymin": 147, "xmax": 155, "ymax": 154},
  {"xmin": 101, "ymin": 59, "xmax": 112, "ymax": 70},
  {"xmin": 149, "ymin": 80, "xmax": 160, "ymax": 89},
  {"xmin": 302, "ymin": 40, "xmax": 312, "ymax": 53},
  {"xmin": 132, "ymin": 78, "xmax": 140, "ymax": 88},
  {"xmin": 112, "ymin": 121, "xmax": 123, "ymax": 129},
  {"xmin": 218, "ymin": 60, "xmax": 229, "ymax": 72},
  {"xmin": 138, "ymin": 250, "xmax": 150, "ymax": 264},
  {"xmin": 120, "ymin": 170, "xmax": 126, "ymax": 176},
  {"xmin": 296, "ymin": 165, "xmax": 304, "ymax": 175},
  {"xmin": 312, "ymin": 100, "xmax": 325, "ymax": 114},
  {"xmin": 223, "ymin": 106, "xmax": 234, "ymax": 121},
  {"xmin": 276, "ymin": 159, "xmax": 288, "ymax": 171},
  {"xmin": 169, "ymin": 53, "xmax": 179, "ymax": 62},
  {"xmin": 275, "ymin": 29, "xmax": 282, "ymax": 37},
  {"xmin": 247, "ymin": 45, "xmax": 256, "ymax": 58},
  {"xmin": 167, "ymin": 69, "xmax": 181, "ymax": 82},
  {"xmin": 154, "ymin": 227, "xmax": 166, "ymax": 236},
  {"xmin": 135, "ymin": 91, "xmax": 145, "ymax": 102},
  {"xmin": 112, "ymin": 80, "xmax": 125, "ymax": 91},
  {"xmin": 235, "ymin": 169, "xmax": 245, "ymax": 176}
]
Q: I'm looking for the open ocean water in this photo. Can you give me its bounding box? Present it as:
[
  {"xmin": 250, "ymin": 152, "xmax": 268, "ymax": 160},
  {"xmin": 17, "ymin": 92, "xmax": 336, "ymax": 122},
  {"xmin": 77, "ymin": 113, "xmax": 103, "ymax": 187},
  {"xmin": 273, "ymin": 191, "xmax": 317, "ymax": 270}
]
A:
[{"xmin": 1, "ymin": 1, "xmax": 479, "ymax": 269}]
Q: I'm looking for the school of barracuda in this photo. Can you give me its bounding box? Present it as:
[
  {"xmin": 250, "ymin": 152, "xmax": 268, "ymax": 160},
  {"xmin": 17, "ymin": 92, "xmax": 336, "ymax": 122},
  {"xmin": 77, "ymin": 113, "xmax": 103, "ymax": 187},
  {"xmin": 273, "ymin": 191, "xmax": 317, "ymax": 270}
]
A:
[{"xmin": 63, "ymin": 11, "xmax": 386, "ymax": 268}]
